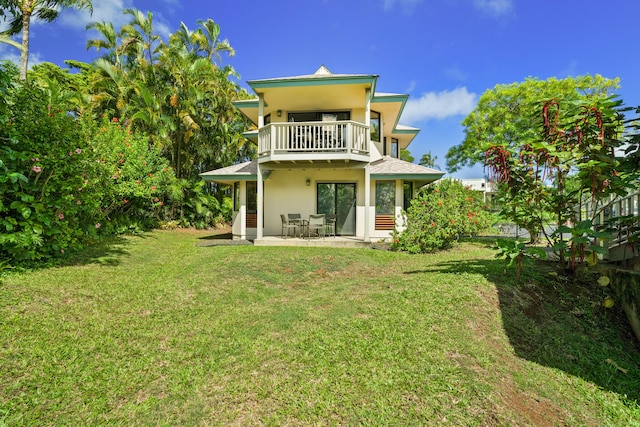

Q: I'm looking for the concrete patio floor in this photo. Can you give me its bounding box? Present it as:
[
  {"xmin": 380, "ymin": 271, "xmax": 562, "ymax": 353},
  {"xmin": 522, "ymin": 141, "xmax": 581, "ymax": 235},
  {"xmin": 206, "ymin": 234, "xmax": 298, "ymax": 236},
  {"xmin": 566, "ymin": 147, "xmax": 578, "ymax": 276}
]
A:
[{"xmin": 254, "ymin": 235, "xmax": 374, "ymax": 248}]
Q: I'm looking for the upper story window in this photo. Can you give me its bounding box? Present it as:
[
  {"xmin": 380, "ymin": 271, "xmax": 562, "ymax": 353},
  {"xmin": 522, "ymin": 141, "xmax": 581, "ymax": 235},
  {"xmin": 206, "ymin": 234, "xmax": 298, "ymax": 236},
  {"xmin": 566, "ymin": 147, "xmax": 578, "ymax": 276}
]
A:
[
  {"xmin": 288, "ymin": 111, "xmax": 350, "ymax": 122},
  {"xmin": 391, "ymin": 138, "xmax": 399, "ymax": 158},
  {"xmin": 370, "ymin": 110, "xmax": 381, "ymax": 143},
  {"xmin": 264, "ymin": 114, "xmax": 271, "ymax": 125}
]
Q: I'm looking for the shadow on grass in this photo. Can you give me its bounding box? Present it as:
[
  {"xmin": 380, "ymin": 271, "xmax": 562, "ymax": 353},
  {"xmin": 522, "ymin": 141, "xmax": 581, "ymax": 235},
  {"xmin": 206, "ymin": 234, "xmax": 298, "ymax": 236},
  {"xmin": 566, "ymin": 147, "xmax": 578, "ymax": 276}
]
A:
[
  {"xmin": 198, "ymin": 232, "xmax": 233, "ymax": 240},
  {"xmin": 406, "ymin": 256, "xmax": 640, "ymax": 403},
  {"xmin": 57, "ymin": 234, "xmax": 144, "ymax": 267}
]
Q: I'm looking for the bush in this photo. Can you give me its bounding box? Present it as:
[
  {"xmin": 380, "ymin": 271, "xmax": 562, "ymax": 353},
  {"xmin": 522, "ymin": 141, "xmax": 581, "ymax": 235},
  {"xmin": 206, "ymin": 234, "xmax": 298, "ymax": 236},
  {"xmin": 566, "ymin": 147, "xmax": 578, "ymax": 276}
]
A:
[
  {"xmin": 0, "ymin": 75, "xmax": 93, "ymax": 261},
  {"xmin": 392, "ymin": 179, "xmax": 495, "ymax": 253},
  {"xmin": 82, "ymin": 115, "xmax": 180, "ymax": 234},
  {"xmin": 0, "ymin": 70, "xmax": 180, "ymax": 262}
]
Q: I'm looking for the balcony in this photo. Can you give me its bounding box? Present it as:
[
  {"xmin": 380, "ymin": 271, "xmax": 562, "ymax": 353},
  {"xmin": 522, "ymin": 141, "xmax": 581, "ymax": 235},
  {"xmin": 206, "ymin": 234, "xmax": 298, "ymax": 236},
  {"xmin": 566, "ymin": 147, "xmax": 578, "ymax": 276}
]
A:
[{"xmin": 257, "ymin": 121, "xmax": 370, "ymax": 163}]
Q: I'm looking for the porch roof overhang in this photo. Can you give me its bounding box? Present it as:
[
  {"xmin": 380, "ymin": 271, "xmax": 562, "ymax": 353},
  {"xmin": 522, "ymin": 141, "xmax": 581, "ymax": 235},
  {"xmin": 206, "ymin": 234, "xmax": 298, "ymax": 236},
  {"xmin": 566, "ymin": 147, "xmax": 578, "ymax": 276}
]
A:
[
  {"xmin": 199, "ymin": 160, "xmax": 269, "ymax": 184},
  {"xmin": 370, "ymin": 156, "xmax": 445, "ymax": 184}
]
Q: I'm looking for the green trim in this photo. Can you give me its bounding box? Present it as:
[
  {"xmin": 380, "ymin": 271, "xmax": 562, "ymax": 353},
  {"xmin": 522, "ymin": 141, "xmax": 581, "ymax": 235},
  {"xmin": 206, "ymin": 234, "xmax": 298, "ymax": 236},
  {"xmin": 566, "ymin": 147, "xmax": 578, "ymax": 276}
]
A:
[
  {"xmin": 393, "ymin": 128, "xmax": 420, "ymax": 135},
  {"xmin": 371, "ymin": 173, "xmax": 444, "ymax": 180},
  {"xmin": 232, "ymin": 99, "xmax": 259, "ymax": 108},
  {"xmin": 200, "ymin": 174, "xmax": 256, "ymax": 182},
  {"xmin": 248, "ymin": 75, "xmax": 376, "ymax": 90},
  {"xmin": 371, "ymin": 94, "xmax": 408, "ymax": 103},
  {"xmin": 371, "ymin": 93, "xmax": 413, "ymax": 133},
  {"xmin": 200, "ymin": 170, "xmax": 270, "ymax": 183}
]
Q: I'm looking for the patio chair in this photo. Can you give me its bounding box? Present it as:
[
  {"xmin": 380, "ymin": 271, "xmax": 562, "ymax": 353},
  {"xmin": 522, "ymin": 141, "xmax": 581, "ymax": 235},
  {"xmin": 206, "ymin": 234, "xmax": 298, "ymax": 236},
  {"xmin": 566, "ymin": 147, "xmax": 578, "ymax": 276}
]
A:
[
  {"xmin": 307, "ymin": 214, "xmax": 325, "ymax": 240},
  {"xmin": 325, "ymin": 214, "xmax": 336, "ymax": 238},
  {"xmin": 288, "ymin": 213, "xmax": 304, "ymax": 237},
  {"xmin": 280, "ymin": 214, "xmax": 297, "ymax": 238}
]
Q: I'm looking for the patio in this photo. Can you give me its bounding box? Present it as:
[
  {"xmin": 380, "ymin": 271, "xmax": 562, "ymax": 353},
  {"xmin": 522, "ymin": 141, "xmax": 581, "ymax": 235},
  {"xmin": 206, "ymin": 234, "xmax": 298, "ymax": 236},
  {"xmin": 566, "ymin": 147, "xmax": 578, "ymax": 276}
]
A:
[{"xmin": 254, "ymin": 235, "xmax": 373, "ymax": 248}]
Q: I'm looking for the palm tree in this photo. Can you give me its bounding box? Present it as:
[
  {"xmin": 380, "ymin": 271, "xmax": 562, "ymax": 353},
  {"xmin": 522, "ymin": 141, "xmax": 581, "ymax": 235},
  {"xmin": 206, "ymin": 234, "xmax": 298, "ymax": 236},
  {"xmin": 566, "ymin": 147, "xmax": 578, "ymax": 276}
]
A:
[
  {"xmin": 1, "ymin": 0, "xmax": 93, "ymax": 80},
  {"xmin": 0, "ymin": 33, "xmax": 21, "ymax": 50},
  {"xmin": 85, "ymin": 20, "xmax": 120, "ymax": 66},
  {"xmin": 419, "ymin": 151, "xmax": 441, "ymax": 170}
]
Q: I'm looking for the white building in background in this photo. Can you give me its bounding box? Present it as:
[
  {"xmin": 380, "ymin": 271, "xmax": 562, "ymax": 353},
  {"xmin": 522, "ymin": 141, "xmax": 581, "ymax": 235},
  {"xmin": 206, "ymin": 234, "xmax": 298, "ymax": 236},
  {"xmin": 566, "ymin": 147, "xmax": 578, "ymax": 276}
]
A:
[{"xmin": 459, "ymin": 178, "xmax": 498, "ymax": 203}]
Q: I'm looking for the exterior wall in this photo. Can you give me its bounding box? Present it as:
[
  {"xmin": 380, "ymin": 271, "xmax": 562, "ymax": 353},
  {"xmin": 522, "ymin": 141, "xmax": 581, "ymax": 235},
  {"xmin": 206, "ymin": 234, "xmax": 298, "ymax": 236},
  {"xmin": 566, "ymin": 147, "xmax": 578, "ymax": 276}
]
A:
[
  {"xmin": 367, "ymin": 179, "xmax": 404, "ymax": 241},
  {"xmin": 231, "ymin": 174, "xmax": 414, "ymax": 241},
  {"xmin": 232, "ymin": 181, "xmax": 250, "ymax": 240},
  {"xmin": 262, "ymin": 168, "xmax": 366, "ymax": 237}
]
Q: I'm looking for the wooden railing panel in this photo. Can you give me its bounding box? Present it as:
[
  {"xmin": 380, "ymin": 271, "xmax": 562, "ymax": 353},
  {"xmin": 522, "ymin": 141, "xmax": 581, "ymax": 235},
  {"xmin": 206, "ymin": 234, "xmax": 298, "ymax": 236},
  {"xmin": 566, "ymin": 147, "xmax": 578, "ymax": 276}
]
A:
[
  {"xmin": 246, "ymin": 213, "xmax": 257, "ymax": 228},
  {"xmin": 375, "ymin": 214, "xmax": 395, "ymax": 230}
]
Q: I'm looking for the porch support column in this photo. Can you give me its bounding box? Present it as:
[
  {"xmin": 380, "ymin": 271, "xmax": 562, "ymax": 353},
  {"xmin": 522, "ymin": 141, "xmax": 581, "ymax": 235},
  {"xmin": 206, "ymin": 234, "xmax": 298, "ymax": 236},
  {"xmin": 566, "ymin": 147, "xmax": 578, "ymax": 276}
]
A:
[
  {"xmin": 240, "ymin": 182, "xmax": 247, "ymax": 240},
  {"xmin": 364, "ymin": 88, "xmax": 372, "ymax": 242},
  {"xmin": 364, "ymin": 164, "xmax": 371, "ymax": 242},
  {"xmin": 257, "ymin": 163, "xmax": 264, "ymax": 240},
  {"xmin": 258, "ymin": 93, "xmax": 265, "ymax": 128},
  {"xmin": 365, "ymin": 88, "xmax": 371, "ymax": 126}
]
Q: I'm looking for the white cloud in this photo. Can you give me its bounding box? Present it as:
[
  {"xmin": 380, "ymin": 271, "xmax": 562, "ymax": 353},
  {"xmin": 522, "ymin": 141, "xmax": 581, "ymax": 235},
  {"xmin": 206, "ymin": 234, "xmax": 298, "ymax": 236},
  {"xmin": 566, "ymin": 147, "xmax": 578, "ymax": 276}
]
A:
[
  {"xmin": 382, "ymin": 0, "xmax": 424, "ymax": 12},
  {"xmin": 473, "ymin": 0, "xmax": 513, "ymax": 17},
  {"xmin": 402, "ymin": 87, "xmax": 478, "ymax": 123},
  {"xmin": 60, "ymin": 1, "xmax": 174, "ymax": 41},
  {"xmin": 0, "ymin": 44, "xmax": 43, "ymax": 69},
  {"xmin": 60, "ymin": 0, "xmax": 133, "ymax": 30}
]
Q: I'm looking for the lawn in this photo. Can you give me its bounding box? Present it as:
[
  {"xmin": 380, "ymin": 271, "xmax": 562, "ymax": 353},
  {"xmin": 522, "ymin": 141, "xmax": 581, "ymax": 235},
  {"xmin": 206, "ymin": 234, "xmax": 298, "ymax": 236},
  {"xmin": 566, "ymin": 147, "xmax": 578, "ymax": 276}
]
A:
[{"xmin": 1, "ymin": 229, "xmax": 639, "ymax": 426}]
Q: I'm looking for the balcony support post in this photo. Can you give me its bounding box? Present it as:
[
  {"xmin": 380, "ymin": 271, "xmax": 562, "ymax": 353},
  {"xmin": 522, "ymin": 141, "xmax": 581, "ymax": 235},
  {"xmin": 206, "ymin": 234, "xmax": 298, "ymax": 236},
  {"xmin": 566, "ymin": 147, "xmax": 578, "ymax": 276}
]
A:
[
  {"xmin": 364, "ymin": 164, "xmax": 371, "ymax": 242},
  {"xmin": 257, "ymin": 162, "xmax": 264, "ymax": 240}
]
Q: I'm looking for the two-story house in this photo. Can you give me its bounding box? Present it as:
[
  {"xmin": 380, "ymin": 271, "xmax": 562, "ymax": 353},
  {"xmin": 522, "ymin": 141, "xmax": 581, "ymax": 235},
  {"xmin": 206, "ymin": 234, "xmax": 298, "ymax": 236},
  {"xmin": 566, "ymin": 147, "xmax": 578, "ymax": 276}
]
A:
[{"xmin": 200, "ymin": 66, "xmax": 444, "ymax": 243}]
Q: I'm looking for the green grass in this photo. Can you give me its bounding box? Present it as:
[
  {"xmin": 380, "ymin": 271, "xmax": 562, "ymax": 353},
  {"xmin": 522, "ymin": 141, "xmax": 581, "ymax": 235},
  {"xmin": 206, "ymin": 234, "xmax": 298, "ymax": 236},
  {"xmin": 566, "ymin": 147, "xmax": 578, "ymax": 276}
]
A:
[{"xmin": 1, "ymin": 230, "xmax": 639, "ymax": 426}]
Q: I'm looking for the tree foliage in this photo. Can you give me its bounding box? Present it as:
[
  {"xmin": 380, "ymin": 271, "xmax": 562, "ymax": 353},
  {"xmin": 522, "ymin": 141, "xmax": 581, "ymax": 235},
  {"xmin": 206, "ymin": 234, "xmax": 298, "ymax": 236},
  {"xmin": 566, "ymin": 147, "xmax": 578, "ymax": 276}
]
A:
[
  {"xmin": 0, "ymin": 64, "xmax": 179, "ymax": 262},
  {"xmin": 0, "ymin": 0, "xmax": 93, "ymax": 80},
  {"xmin": 483, "ymin": 89, "xmax": 640, "ymax": 269},
  {"xmin": 84, "ymin": 10, "xmax": 254, "ymax": 181},
  {"xmin": 0, "ymin": 9, "xmax": 258, "ymax": 263},
  {"xmin": 419, "ymin": 151, "xmax": 440, "ymax": 170},
  {"xmin": 446, "ymin": 75, "xmax": 620, "ymax": 173}
]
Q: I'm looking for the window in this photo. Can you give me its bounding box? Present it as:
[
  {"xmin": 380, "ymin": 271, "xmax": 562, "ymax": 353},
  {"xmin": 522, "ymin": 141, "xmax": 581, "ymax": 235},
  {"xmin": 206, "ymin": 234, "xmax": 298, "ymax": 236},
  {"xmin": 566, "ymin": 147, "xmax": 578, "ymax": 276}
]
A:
[
  {"xmin": 370, "ymin": 110, "xmax": 381, "ymax": 143},
  {"xmin": 247, "ymin": 181, "xmax": 257, "ymax": 213},
  {"xmin": 391, "ymin": 138, "xmax": 399, "ymax": 158},
  {"xmin": 403, "ymin": 182, "xmax": 413, "ymax": 211},
  {"xmin": 383, "ymin": 136, "xmax": 387, "ymax": 155},
  {"xmin": 233, "ymin": 182, "xmax": 240, "ymax": 211},
  {"xmin": 375, "ymin": 181, "xmax": 395, "ymax": 215},
  {"xmin": 288, "ymin": 111, "xmax": 350, "ymax": 122},
  {"xmin": 264, "ymin": 114, "xmax": 271, "ymax": 125}
]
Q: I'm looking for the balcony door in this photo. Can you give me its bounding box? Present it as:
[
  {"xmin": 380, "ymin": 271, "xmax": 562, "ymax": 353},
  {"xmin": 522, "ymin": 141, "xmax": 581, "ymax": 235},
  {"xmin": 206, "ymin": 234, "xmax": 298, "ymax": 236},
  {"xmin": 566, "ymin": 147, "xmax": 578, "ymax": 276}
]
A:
[
  {"xmin": 317, "ymin": 183, "xmax": 356, "ymax": 236},
  {"xmin": 288, "ymin": 111, "xmax": 350, "ymax": 122}
]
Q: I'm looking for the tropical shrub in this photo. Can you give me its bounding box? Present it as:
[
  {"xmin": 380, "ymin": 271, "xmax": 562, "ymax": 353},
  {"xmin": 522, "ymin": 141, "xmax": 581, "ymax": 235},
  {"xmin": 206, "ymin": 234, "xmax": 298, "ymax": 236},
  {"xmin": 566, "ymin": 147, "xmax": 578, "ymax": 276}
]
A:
[
  {"xmin": 0, "ymin": 72, "xmax": 95, "ymax": 261},
  {"xmin": 0, "ymin": 65, "xmax": 180, "ymax": 263},
  {"xmin": 82, "ymin": 115, "xmax": 180, "ymax": 234},
  {"xmin": 392, "ymin": 179, "xmax": 495, "ymax": 253}
]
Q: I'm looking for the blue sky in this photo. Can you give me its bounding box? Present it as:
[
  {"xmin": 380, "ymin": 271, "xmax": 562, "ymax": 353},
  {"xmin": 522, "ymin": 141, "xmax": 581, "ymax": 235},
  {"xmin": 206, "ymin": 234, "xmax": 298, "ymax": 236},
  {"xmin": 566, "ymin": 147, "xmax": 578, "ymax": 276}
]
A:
[{"xmin": 2, "ymin": 0, "xmax": 639, "ymax": 178}]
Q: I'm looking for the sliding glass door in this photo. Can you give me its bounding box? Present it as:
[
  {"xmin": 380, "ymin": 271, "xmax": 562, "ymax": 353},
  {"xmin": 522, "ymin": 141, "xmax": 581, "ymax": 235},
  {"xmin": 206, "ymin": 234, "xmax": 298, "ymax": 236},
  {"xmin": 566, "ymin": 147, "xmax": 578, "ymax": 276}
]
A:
[{"xmin": 317, "ymin": 183, "xmax": 356, "ymax": 236}]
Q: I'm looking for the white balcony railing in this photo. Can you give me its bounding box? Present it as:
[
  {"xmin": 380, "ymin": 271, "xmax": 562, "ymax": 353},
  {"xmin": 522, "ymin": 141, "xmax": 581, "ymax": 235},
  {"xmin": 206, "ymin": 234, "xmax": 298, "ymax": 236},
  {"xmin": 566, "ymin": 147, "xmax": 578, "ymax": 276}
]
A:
[{"xmin": 258, "ymin": 121, "xmax": 369, "ymax": 158}]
